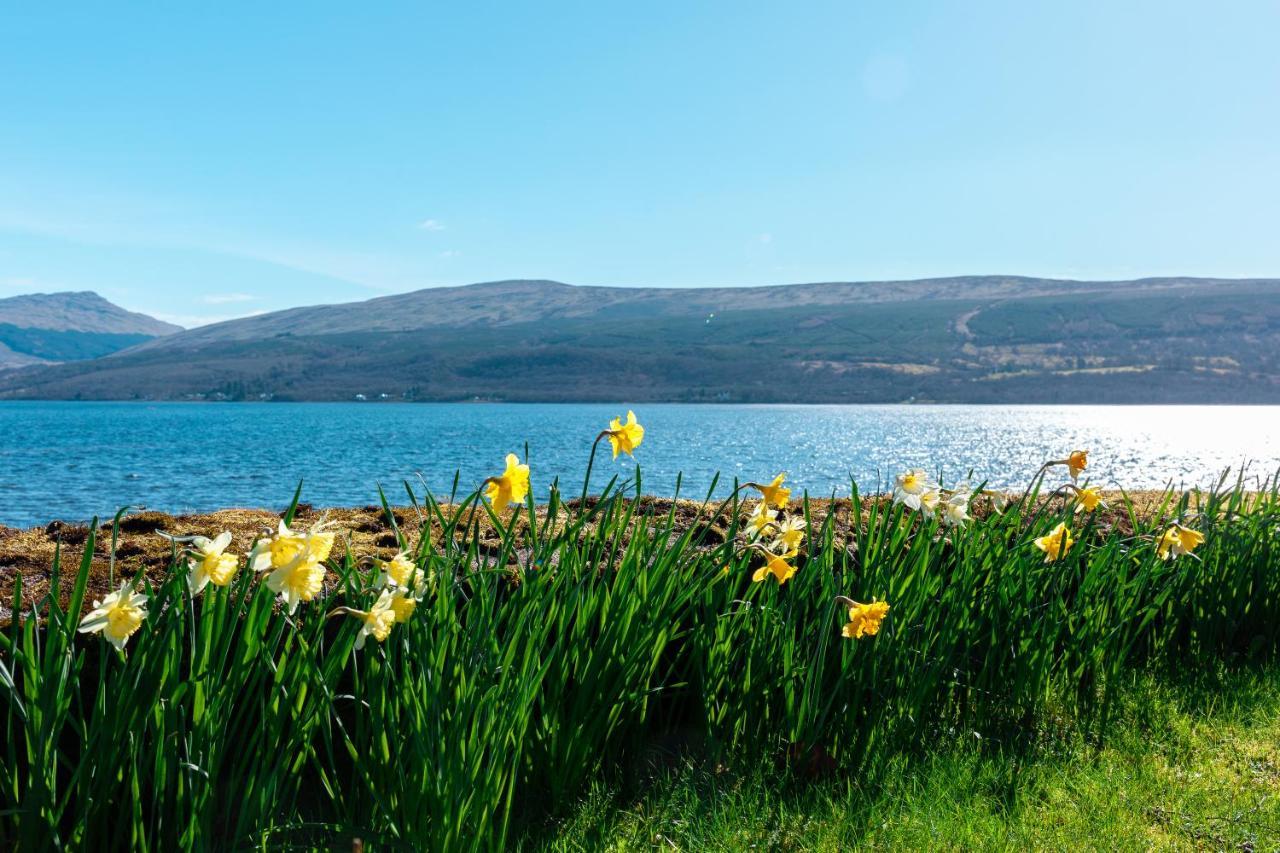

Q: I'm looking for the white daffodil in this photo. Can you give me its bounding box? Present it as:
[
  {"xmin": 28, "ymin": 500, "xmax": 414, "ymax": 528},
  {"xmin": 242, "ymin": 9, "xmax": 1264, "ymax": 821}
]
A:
[
  {"xmin": 893, "ymin": 469, "xmax": 935, "ymax": 510},
  {"xmin": 187, "ymin": 531, "xmax": 239, "ymax": 595},
  {"xmin": 745, "ymin": 501, "xmax": 778, "ymax": 540},
  {"xmin": 940, "ymin": 491, "xmax": 972, "ymax": 527},
  {"xmin": 771, "ymin": 515, "xmax": 807, "ymax": 557},
  {"xmin": 919, "ymin": 489, "xmax": 942, "ymax": 518},
  {"xmin": 78, "ymin": 581, "xmax": 149, "ymax": 651}
]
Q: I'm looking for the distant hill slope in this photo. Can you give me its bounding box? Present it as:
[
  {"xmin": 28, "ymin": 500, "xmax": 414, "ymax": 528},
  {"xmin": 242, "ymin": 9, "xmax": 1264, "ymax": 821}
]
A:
[
  {"xmin": 0, "ymin": 292, "xmax": 181, "ymax": 369},
  {"xmin": 0, "ymin": 277, "xmax": 1277, "ymax": 403}
]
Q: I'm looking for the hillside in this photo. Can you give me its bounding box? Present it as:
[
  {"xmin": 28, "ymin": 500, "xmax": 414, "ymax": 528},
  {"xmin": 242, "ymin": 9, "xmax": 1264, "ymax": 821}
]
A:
[
  {"xmin": 0, "ymin": 292, "xmax": 181, "ymax": 369},
  {"xmin": 0, "ymin": 277, "xmax": 1277, "ymax": 403}
]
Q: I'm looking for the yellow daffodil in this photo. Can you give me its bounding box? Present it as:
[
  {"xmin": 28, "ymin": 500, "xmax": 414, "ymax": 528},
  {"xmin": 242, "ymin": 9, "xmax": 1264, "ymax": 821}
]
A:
[
  {"xmin": 249, "ymin": 521, "xmax": 338, "ymax": 614},
  {"xmin": 754, "ymin": 473, "xmax": 792, "ymax": 509},
  {"xmin": 485, "ymin": 453, "xmax": 530, "ymax": 510},
  {"xmin": 745, "ymin": 501, "xmax": 778, "ymax": 540},
  {"xmin": 751, "ymin": 550, "xmax": 797, "ymax": 585},
  {"xmin": 1033, "ymin": 522, "xmax": 1075, "ymax": 563},
  {"xmin": 389, "ymin": 590, "xmax": 417, "ymax": 623},
  {"xmin": 772, "ymin": 515, "xmax": 807, "ymax": 556},
  {"xmin": 1073, "ymin": 486, "xmax": 1106, "ymax": 514},
  {"xmin": 893, "ymin": 469, "xmax": 936, "ymax": 511},
  {"xmin": 606, "ymin": 410, "xmax": 645, "ymax": 459},
  {"xmin": 249, "ymin": 521, "xmax": 309, "ymax": 573},
  {"xmin": 348, "ymin": 590, "xmax": 397, "ymax": 650},
  {"xmin": 265, "ymin": 558, "xmax": 327, "ymax": 615},
  {"xmin": 1156, "ymin": 524, "xmax": 1205, "ymax": 560},
  {"xmin": 1067, "ymin": 449, "xmax": 1088, "ymax": 481},
  {"xmin": 187, "ymin": 531, "xmax": 239, "ymax": 595},
  {"xmin": 840, "ymin": 599, "xmax": 890, "ymax": 639},
  {"xmin": 376, "ymin": 551, "xmax": 416, "ymax": 589},
  {"xmin": 78, "ymin": 581, "xmax": 148, "ymax": 651},
  {"xmin": 305, "ymin": 529, "xmax": 336, "ymax": 563}
]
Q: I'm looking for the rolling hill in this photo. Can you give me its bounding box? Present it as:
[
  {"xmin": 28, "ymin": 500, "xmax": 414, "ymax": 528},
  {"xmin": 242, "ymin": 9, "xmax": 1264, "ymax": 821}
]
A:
[
  {"xmin": 0, "ymin": 277, "xmax": 1277, "ymax": 403},
  {"xmin": 0, "ymin": 292, "xmax": 181, "ymax": 369}
]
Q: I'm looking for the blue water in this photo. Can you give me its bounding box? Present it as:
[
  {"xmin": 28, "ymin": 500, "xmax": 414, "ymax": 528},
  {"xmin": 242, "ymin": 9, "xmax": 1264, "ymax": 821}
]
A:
[{"xmin": 0, "ymin": 402, "xmax": 1277, "ymax": 529}]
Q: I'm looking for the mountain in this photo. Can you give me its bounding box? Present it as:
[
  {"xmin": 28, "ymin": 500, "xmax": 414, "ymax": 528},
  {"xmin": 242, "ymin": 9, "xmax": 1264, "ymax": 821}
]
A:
[
  {"xmin": 0, "ymin": 292, "xmax": 181, "ymax": 369},
  {"xmin": 0, "ymin": 277, "xmax": 1277, "ymax": 403}
]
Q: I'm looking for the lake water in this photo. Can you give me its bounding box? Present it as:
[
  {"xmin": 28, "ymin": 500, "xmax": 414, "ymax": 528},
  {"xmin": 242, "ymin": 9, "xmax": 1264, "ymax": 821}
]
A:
[{"xmin": 0, "ymin": 401, "xmax": 1277, "ymax": 529}]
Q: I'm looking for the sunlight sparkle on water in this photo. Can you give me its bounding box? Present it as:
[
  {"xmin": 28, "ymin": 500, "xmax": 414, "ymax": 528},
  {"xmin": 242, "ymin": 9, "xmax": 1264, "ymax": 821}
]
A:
[{"xmin": 0, "ymin": 402, "xmax": 1276, "ymax": 528}]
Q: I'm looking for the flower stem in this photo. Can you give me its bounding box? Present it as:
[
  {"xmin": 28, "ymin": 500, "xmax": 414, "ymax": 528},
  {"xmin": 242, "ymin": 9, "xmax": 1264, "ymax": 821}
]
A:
[{"xmin": 580, "ymin": 431, "xmax": 609, "ymax": 511}]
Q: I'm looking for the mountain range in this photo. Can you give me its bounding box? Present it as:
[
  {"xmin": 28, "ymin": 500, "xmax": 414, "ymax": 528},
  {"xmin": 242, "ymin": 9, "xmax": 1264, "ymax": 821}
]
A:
[
  {"xmin": 0, "ymin": 291, "xmax": 181, "ymax": 369},
  {"xmin": 0, "ymin": 277, "xmax": 1277, "ymax": 403}
]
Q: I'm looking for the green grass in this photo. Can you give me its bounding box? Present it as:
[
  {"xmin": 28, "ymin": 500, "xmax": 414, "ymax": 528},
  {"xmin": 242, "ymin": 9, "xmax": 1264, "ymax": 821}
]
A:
[
  {"xmin": 540, "ymin": 667, "xmax": 1280, "ymax": 851},
  {"xmin": 2, "ymin": 456, "xmax": 1278, "ymax": 850}
]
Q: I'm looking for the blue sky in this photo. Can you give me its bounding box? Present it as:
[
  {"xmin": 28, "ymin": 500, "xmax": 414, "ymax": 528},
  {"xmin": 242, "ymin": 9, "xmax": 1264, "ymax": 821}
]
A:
[{"xmin": 2, "ymin": 2, "xmax": 1278, "ymax": 327}]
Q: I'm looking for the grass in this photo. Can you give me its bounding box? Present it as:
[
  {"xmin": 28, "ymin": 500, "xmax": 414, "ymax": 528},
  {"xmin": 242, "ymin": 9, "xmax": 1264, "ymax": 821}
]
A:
[
  {"xmin": 541, "ymin": 667, "xmax": 1280, "ymax": 850},
  {"xmin": 1, "ymin": 451, "xmax": 1278, "ymax": 850}
]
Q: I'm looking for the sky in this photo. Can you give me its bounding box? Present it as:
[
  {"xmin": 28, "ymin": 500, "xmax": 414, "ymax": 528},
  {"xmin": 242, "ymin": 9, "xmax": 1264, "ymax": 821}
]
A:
[{"xmin": 2, "ymin": 2, "xmax": 1278, "ymax": 328}]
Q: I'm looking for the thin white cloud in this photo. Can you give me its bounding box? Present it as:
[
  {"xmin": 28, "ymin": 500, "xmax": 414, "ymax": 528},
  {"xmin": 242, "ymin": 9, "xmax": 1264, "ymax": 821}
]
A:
[
  {"xmin": 201, "ymin": 293, "xmax": 256, "ymax": 305},
  {"xmin": 438, "ymin": 249, "xmax": 460, "ymax": 259},
  {"xmin": 757, "ymin": 232, "xmax": 773, "ymax": 244},
  {"xmin": 418, "ymin": 218, "xmax": 446, "ymax": 232}
]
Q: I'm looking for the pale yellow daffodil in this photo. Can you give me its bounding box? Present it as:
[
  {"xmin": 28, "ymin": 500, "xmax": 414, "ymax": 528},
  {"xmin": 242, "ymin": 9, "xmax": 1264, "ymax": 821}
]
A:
[
  {"xmin": 187, "ymin": 531, "xmax": 239, "ymax": 595},
  {"xmin": 78, "ymin": 581, "xmax": 148, "ymax": 651}
]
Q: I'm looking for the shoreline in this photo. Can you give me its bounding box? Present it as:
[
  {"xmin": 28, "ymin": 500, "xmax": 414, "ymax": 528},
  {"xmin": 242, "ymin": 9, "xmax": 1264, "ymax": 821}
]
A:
[{"xmin": 0, "ymin": 489, "xmax": 1230, "ymax": 619}]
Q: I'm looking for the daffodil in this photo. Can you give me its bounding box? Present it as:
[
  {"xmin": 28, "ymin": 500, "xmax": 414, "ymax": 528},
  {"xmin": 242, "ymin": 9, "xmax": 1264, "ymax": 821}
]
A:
[
  {"xmin": 1073, "ymin": 486, "xmax": 1106, "ymax": 514},
  {"xmin": 751, "ymin": 549, "xmax": 797, "ymax": 585},
  {"xmin": 1033, "ymin": 522, "xmax": 1075, "ymax": 563},
  {"xmin": 605, "ymin": 410, "xmax": 645, "ymax": 459},
  {"xmin": 348, "ymin": 590, "xmax": 397, "ymax": 650},
  {"xmin": 1067, "ymin": 450, "xmax": 1089, "ymax": 481},
  {"xmin": 772, "ymin": 515, "xmax": 807, "ymax": 556},
  {"xmin": 919, "ymin": 489, "xmax": 942, "ymax": 518},
  {"xmin": 753, "ymin": 473, "xmax": 792, "ymax": 509},
  {"xmin": 893, "ymin": 469, "xmax": 935, "ymax": 511},
  {"xmin": 375, "ymin": 551, "xmax": 416, "ymax": 589},
  {"xmin": 186, "ymin": 531, "xmax": 239, "ymax": 595},
  {"xmin": 265, "ymin": 558, "xmax": 327, "ymax": 615},
  {"xmin": 1156, "ymin": 524, "xmax": 1205, "ymax": 560},
  {"xmin": 388, "ymin": 589, "xmax": 417, "ymax": 623},
  {"xmin": 745, "ymin": 501, "xmax": 778, "ymax": 540},
  {"xmin": 839, "ymin": 598, "xmax": 890, "ymax": 639},
  {"xmin": 485, "ymin": 453, "xmax": 530, "ymax": 510},
  {"xmin": 249, "ymin": 521, "xmax": 308, "ymax": 573},
  {"xmin": 940, "ymin": 491, "xmax": 971, "ymax": 527},
  {"xmin": 250, "ymin": 520, "xmax": 338, "ymax": 614},
  {"xmin": 986, "ymin": 491, "xmax": 1011, "ymax": 514},
  {"xmin": 78, "ymin": 581, "xmax": 148, "ymax": 651}
]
